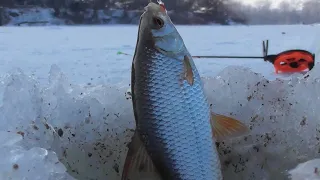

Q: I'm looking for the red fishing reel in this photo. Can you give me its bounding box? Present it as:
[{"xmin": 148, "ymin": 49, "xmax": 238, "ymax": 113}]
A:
[{"xmin": 263, "ymin": 40, "xmax": 315, "ymax": 74}]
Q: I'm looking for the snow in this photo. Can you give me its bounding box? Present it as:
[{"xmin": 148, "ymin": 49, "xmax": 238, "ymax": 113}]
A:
[
  {"xmin": 0, "ymin": 24, "xmax": 319, "ymax": 180},
  {"xmin": 238, "ymin": 0, "xmax": 305, "ymax": 9}
]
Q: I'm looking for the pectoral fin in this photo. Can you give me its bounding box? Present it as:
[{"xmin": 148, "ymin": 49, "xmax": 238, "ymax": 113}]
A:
[
  {"xmin": 121, "ymin": 131, "xmax": 162, "ymax": 180},
  {"xmin": 183, "ymin": 55, "xmax": 194, "ymax": 86},
  {"xmin": 210, "ymin": 112, "xmax": 249, "ymax": 141}
]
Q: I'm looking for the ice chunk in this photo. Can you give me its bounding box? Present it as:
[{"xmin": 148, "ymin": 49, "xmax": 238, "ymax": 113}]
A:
[
  {"xmin": 0, "ymin": 131, "xmax": 23, "ymax": 146},
  {"xmin": 40, "ymin": 65, "xmax": 135, "ymax": 179},
  {"xmin": 0, "ymin": 64, "xmax": 135, "ymax": 179},
  {"xmin": 0, "ymin": 131, "xmax": 74, "ymax": 180},
  {"xmin": 0, "ymin": 62, "xmax": 320, "ymax": 180},
  {"xmin": 0, "ymin": 68, "xmax": 42, "ymax": 132},
  {"xmin": 203, "ymin": 64, "xmax": 320, "ymax": 180},
  {"xmin": 288, "ymin": 159, "xmax": 320, "ymax": 180}
]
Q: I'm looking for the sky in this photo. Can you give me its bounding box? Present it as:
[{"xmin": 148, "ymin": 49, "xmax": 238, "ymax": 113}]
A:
[{"xmin": 238, "ymin": 0, "xmax": 306, "ymax": 9}]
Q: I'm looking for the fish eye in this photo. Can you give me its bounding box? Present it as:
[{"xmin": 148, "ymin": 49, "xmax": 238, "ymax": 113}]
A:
[{"xmin": 153, "ymin": 17, "xmax": 164, "ymax": 29}]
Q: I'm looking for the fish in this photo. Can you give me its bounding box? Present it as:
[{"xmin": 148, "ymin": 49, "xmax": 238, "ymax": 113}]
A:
[{"xmin": 121, "ymin": 1, "xmax": 248, "ymax": 180}]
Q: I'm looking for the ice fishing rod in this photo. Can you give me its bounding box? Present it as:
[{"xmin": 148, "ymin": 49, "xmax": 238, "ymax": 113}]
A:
[
  {"xmin": 192, "ymin": 40, "xmax": 269, "ymax": 60},
  {"xmin": 191, "ymin": 40, "xmax": 269, "ymax": 60},
  {"xmin": 117, "ymin": 41, "xmax": 268, "ymax": 59},
  {"xmin": 192, "ymin": 40, "xmax": 315, "ymax": 73},
  {"xmin": 192, "ymin": 55, "xmax": 264, "ymax": 59},
  {"xmin": 117, "ymin": 40, "xmax": 315, "ymax": 73},
  {"xmin": 117, "ymin": 52, "xmax": 264, "ymax": 59}
]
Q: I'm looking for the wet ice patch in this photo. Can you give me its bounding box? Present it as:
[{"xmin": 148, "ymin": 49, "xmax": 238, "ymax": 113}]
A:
[
  {"xmin": 288, "ymin": 159, "xmax": 320, "ymax": 180},
  {"xmin": 0, "ymin": 63, "xmax": 319, "ymax": 179},
  {"xmin": 0, "ymin": 131, "xmax": 74, "ymax": 180}
]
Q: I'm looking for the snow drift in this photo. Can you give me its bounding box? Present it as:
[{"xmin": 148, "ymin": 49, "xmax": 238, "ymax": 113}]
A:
[{"xmin": 0, "ymin": 61, "xmax": 319, "ymax": 179}]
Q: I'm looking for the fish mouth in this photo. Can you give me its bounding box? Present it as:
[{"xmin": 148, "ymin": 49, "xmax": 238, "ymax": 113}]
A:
[
  {"xmin": 143, "ymin": 2, "xmax": 161, "ymax": 13},
  {"xmin": 143, "ymin": 4, "xmax": 149, "ymax": 12},
  {"xmin": 141, "ymin": 2, "xmax": 154, "ymax": 17},
  {"xmin": 143, "ymin": 3, "xmax": 151, "ymax": 12}
]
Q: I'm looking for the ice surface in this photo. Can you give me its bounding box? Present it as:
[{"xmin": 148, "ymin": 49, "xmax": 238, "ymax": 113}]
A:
[
  {"xmin": 0, "ymin": 25, "xmax": 320, "ymax": 179},
  {"xmin": 0, "ymin": 25, "xmax": 319, "ymax": 86}
]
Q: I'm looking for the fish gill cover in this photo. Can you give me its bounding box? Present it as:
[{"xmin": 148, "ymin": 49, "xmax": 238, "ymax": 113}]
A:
[{"xmin": 0, "ymin": 57, "xmax": 319, "ymax": 179}]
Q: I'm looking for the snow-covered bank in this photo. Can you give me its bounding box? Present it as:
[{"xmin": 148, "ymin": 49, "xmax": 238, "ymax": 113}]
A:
[{"xmin": 1, "ymin": 62, "xmax": 320, "ymax": 179}]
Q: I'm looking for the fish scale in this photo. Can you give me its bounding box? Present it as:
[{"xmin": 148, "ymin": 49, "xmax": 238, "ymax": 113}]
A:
[{"xmin": 134, "ymin": 45, "xmax": 221, "ymax": 179}]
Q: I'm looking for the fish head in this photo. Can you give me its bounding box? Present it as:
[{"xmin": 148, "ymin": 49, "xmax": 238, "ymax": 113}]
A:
[{"xmin": 138, "ymin": 2, "xmax": 185, "ymax": 55}]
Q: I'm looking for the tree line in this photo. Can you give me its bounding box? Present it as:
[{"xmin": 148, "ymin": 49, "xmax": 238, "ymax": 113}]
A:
[
  {"xmin": 0, "ymin": 0, "xmax": 230, "ymax": 13},
  {"xmin": 0, "ymin": 0, "xmax": 237, "ymax": 25},
  {"xmin": 0, "ymin": 0, "xmax": 319, "ymax": 25}
]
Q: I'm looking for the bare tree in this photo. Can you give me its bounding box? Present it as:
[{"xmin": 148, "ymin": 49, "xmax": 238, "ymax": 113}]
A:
[
  {"xmin": 0, "ymin": 0, "xmax": 14, "ymax": 7},
  {"xmin": 301, "ymin": 0, "xmax": 320, "ymax": 24}
]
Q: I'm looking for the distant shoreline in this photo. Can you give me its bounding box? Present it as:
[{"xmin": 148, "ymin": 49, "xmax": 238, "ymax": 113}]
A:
[
  {"xmin": 0, "ymin": 6, "xmax": 244, "ymax": 26},
  {"xmin": 0, "ymin": 6, "xmax": 318, "ymax": 27}
]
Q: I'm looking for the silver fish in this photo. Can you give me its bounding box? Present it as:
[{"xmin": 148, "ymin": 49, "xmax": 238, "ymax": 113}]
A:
[{"xmin": 122, "ymin": 2, "xmax": 248, "ymax": 180}]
